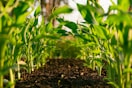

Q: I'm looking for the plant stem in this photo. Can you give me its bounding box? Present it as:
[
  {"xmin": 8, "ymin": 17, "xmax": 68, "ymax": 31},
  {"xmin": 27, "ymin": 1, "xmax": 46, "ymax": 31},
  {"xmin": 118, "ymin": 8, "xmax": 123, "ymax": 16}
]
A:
[
  {"xmin": 9, "ymin": 45, "xmax": 15, "ymax": 88},
  {"xmin": 17, "ymin": 56, "xmax": 21, "ymax": 80},
  {"xmin": 9, "ymin": 69, "xmax": 15, "ymax": 88},
  {"xmin": 116, "ymin": 57, "xmax": 123, "ymax": 88},
  {"xmin": 0, "ymin": 40, "xmax": 7, "ymax": 88},
  {"xmin": 125, "ymin": 54, "xmax": 131, "ymax": 88}
]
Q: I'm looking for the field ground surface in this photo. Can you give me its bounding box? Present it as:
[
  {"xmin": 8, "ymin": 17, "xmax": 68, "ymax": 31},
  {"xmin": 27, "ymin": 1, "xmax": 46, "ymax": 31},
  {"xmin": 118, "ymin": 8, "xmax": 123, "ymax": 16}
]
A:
[{"xmin": 15, "ymin": 59, "xmax": 111, "ymax": 88}]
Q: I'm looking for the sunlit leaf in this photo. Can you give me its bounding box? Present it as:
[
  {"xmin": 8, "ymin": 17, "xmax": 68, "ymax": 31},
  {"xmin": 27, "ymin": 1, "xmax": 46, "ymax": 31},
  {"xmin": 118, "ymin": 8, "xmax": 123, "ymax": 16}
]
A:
[
  {"xmin": 107, "ymin": 82, "xmax": 119, "ymax": 88},
  {"xmin": 16, "ymin": 11, "xmax": 31, "ymax": 24},
  {"xmin": 123, "ymin": 68, "xmax": 132, "ymax": 73},
  {"xmin": 118, "ymin": 0, "xmax": 130, "ymax": 11},
  {"xmin": 93, "ymin": 25, "xmax": 107, "ymax": 39},
  {"xmin": 91, "ymin": 49, "xmax": 101, "ymax": 54},
  {"xmin": 10, "ymin": 37, "xmax": 16, "ymax": 45},
  {"xmin": 49, "ymin": 5, "xmax": 73, "ymax": 20},
  {"xmin": 6, "ymin": 0, "xmax": 15, "ymax": 7}
]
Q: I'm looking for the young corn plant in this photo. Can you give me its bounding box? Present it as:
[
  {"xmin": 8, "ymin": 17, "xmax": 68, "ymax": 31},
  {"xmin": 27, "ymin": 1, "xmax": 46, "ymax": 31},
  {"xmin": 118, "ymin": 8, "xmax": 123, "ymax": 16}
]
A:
[
  {"xmin": 0, "ymin": 0, "xmax": 34, "ymax": 88},
  {"xmin": 1, "ymin": 0, "xmax": 73, "ymax": 87},
  {"xmin": 72, "ymin": 0, "xmax": 106, "ymax": 75},
  {"xmin": 75, "ymin": 0, "xmax": 132, "ymax": 87},
  {"xmin": 102, "ymin": 0, "xmax": 132, "ymax": 87}
]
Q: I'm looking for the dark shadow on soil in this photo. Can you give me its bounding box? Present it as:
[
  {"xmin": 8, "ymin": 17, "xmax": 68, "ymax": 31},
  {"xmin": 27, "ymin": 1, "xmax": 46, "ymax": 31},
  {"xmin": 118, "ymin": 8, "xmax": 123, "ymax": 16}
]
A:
[{"xmin": 15, "ymin": 59, "xmax": 111, "ymax": 88}]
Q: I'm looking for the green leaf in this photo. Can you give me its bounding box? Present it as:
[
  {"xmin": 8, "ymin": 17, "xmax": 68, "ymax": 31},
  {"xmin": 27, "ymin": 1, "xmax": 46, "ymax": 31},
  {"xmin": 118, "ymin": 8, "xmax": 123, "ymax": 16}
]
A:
[
  {"xmin": 16, "ymin": 11, "xmax": 31, "ymax": 24},
  {"xmin": 45, "ymin": 20, "xmax": 53, "ymax": 32},
  {"xmin": 76, "ymin": 34, "xmax": 91, "ymax": 42},
  {"xmin": 57, "ymin": 29, "xmax": 69, "ymax": 36},
  {"xmin": 123, "ymin": 26, "xmax": 129, "ymax": 48},
  {"xmin": 107, "ymin": 14, "xmax": 119, "ymax": 25},
  {"xmin": 91, "ymin": 49, "xmax": 101, "ymax": 54},
  {"xmin": 93, "ymin": 35, "xmax": 99, "ymax": 45},
  {"xmin": 34, "ymin": 34, "xmax": 59, "ymax": 40},
  {"xmin": 123, "ymin": 68, "xmax": 132, "ymax": 73},
  {"xmin": 111, "ymin": 36, "xmax": 117, "ymax": 45},
  {"xmin": 130, "ymin": 0, "xmax": 132, "ymax": 6},
  {"xmin": 117, "ymin": 0, "xmax": 130, "ymax": 11},
  {"xmin": 6, "ymin": 0, "xmax": 15, "ymax": 7},
  {"xmin": 77, "ymin": 4, "xmax": 97, "ymax": 24},
  {"xmin": 49, "ymin": 5, "xmax": 73, "ymax": 20},
  {"xmin": 65, "ymin": 21, "xmax": 78, "ymax": 34},
  {"xmin": 57, "ymin": 18, "xmax": 78, "ymax": 34},
  {"xmin": 93, "ymin": 25, "xmax": 107, "ymax": 39},
  {"xmin": 33, "ymin": 18, "xmax": 38, "ymax": 26},
  {"xmin": 0, "ymin": 34, "xmax": 9, "ymax": 43},
  {"xmin": 93, "ymin": 58, "xmax": 102, "ymax": 66},
  {"xmin": 0, "ymin": 65, "xmax": 13, "ymax": 75},
  {"xmin": 13, "ymin": 1, "xmax": 29, "ymax": 16},
  {"xmin": 34, "ymin": 6, "xmax": 41, "ymax": 17},
  {"xmin": 10, "ymin": 37, "xmax": 16, "ymax": 45},
  {"xmin": 0, "ymin": 16, "xmax": 2, "ymax": 32},
  {"xmin": 12, "ymin": 1, "xmax": 32, "ymax": 24},
  {"xmin": 107, "ymin": 82, "xmax": 119, "ymax": 88},
  {"xmin": 107, "ymin": 13, "xmax": 132, "ymax": 27},
  {"xmin": 118, "ymin": 30, "xmax": 124, "ymax": 45},
  {"xmin": 94, "ymin": 1, "xmax": 104, "ymax": 16}
]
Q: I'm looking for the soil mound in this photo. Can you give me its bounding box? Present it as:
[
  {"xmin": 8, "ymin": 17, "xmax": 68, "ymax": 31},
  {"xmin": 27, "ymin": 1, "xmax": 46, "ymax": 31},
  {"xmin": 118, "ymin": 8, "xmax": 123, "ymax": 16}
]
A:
[{"xmin": 15, "ymin": 59, "xmax": 111, "ymax": 88}]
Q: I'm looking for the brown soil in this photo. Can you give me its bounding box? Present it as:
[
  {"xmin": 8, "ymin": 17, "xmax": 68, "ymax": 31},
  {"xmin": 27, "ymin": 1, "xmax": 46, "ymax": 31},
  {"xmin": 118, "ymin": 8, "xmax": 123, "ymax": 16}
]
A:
[{"xmin": 15, "ymin": 59, "xmax": 111, "ymax": 88}]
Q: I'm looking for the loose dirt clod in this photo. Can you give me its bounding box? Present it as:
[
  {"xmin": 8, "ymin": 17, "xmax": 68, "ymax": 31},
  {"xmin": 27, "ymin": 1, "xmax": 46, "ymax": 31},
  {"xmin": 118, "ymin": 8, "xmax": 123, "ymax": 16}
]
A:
[{"xmin": 15, "ymin": 59, "xmax": 111, "ymax": 88}]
